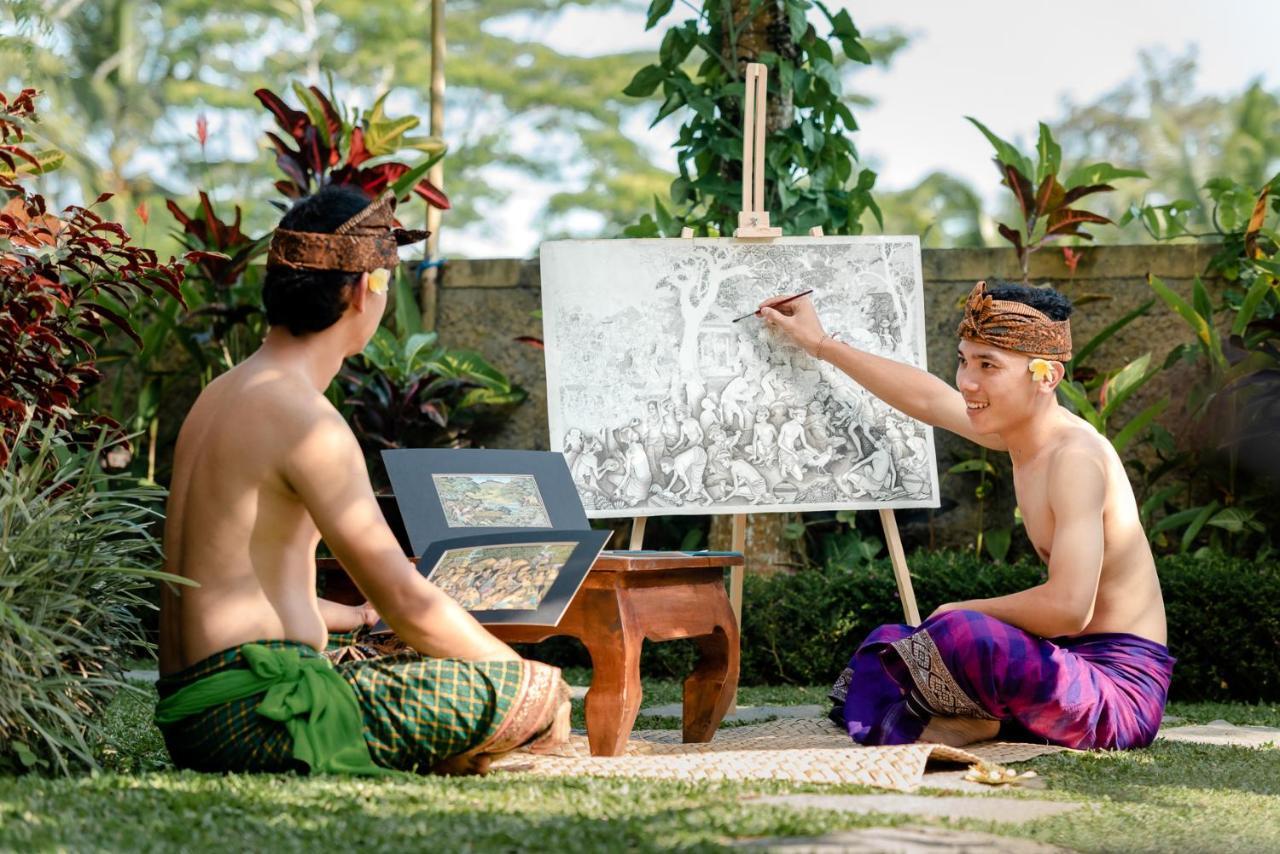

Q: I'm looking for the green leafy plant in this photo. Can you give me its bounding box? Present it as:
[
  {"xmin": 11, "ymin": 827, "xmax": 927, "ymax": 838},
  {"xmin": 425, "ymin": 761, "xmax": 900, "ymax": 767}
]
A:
[
  {"xmin": 623, "ymin": 0, "xmax": 880, "ymax": 236},
  {"xmin": 0, "ymin": 423, "xmax": 186, "ymax": 775},
  {"xmin": 337, "ymin": 268, "xmax": 527, "ymax": 488},
  {"xmin": 1122, "ymin": 177, "xmax": 1279, "ymax": 555},
  {"xmin": 968, "ymin": 117, "xmax": 1146, "ymax": 282},
  {"xmin": 938, "ymin": 452, "xmax": 1011, "ymax": 562}
]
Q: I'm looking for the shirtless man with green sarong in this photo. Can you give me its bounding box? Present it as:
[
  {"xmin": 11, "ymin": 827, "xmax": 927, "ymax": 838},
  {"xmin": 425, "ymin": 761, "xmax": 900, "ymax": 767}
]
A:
[{"xmin": 157, "ymin": 186, "xmax": 570, "ymax": 776}]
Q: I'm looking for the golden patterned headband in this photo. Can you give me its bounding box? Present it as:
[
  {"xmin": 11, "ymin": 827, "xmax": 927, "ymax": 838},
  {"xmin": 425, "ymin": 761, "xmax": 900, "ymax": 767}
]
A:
[
  {"xmin": 956, "ymin": 281, "xmax": 1072, "ymax": 361},
  {"xmin": 266, "ymin": 190, "xmax": 429, "ymax": 273}
]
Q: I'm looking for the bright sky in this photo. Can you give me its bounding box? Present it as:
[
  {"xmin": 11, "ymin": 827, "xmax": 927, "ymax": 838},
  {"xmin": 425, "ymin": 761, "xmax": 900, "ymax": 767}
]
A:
[{"xmin": 463, "ymin": 1, "xmax": 1280, "ymax": 258}]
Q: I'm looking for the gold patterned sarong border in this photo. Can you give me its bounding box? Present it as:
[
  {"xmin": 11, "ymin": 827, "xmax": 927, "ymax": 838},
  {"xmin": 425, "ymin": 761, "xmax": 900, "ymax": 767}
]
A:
[
  {"xmin": 473, "ymin": 661, "xmax": 565, "ymax": 755},
  {"xmin": 890, "ymin": 631, "xmax": 998, "ymax": 720}
]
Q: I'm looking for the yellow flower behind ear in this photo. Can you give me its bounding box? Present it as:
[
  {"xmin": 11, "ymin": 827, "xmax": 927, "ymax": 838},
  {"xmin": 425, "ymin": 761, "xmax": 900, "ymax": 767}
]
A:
[
  {"xmin": 368, "ymin": 267, "xmax": 390, "ymax": 295},
  {"xmin": 1028, "ymin": 358, "xmax": 1053, "ymax": 382}
]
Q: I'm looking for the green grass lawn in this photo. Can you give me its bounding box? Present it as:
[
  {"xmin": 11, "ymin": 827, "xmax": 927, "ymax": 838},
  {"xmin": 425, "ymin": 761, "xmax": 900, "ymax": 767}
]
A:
[{"xmin": 1, "ymin": 679, "xmax": 1276, "ymax": 852}]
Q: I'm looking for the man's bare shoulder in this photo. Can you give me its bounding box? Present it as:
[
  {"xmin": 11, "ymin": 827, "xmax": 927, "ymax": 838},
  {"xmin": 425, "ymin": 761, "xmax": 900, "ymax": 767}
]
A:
[
  {"xmin": 1045, "ymin": 424, "xmax": 1110, "ymax": 498},
  {"xmin": 215, "ymin": 361, "xmax": 347, "ymax": 435}
]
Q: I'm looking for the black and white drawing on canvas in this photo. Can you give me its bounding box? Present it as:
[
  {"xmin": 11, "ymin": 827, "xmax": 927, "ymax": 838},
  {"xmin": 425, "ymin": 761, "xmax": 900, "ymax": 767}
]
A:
[{"xmin": 540, "ymin": 236, "xmax": 940, "ymax": 518}]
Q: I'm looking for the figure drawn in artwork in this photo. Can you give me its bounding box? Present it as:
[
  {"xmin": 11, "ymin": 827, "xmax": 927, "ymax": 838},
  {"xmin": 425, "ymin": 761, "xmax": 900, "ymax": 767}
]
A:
[
  {"xmin": 571, "ymin": 436, "xmax": 608, "ymax": 495},
  {"xmin": 749, "ymin": 407, "xmax": 779, "ymax": 466},
  {"xmin": 804, "ymin": 399, "xmax": 846, "ymax": 456},
  {"xmin": 716, "ymin": 446, "xmax": 770, "ymax": 504},
  {"xmin": 659, "ymin": 445, "xmax": 710, "ymax": 503},
  {"xmin": 660, "ymin": 400, "xmax": 681, "ymax": 446},
  {"xmin": 613, "ymin": 425, "xmax": 652, "ymax": 505},
  {"xmin": 838, "ymin": 428, "xmax": 897, "ymax": 497},
  {"xmin": 672, "ymin": 405, "xmax": 704, "ymax": 453},
  {"xmin": 698, "ymin": 396, "xmax": 721, "ymax": 436},
  {"xmin": 777, "ymin": 406, "xmax": 833, "ymax": 482},
  {"xmin": 719, "ymin": 371, "xmax": 755, "ymax": 432},
  {"xmin": 643, "ymin": 400, "xmax": 667, "ymax": 476}
]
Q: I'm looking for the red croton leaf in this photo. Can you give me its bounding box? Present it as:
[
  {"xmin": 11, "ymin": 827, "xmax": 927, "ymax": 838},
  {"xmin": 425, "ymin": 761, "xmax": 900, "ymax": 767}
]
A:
[
  {"xmin": 1001, "ymin": 163, "xmax": 1035, "ymax": 221},
  {"xmin": 255, "ymin": 87, "xmax": 310, "ymax": 142}
]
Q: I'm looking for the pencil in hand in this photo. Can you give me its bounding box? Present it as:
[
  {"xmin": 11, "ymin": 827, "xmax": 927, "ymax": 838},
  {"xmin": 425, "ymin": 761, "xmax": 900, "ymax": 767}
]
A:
[{"xmin": 732, "ymin": 289, "xmax": 814, "ymax": 323}]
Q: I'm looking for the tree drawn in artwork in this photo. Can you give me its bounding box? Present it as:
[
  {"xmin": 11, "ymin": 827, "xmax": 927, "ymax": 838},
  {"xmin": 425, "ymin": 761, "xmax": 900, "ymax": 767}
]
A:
[{"xmin": 655, "ymin": 246, "xmax": 751, "ymax": 404}]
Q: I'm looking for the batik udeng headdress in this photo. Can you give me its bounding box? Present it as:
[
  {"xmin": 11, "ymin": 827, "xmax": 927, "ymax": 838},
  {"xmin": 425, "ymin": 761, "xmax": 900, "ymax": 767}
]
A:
[
  {"xmin": 956, "ymin": 280, "xmax": 1072, "ymax": 362},
  {"xmin": 266, "ymin": 190, "xmax": 429, "ymax": 273}
]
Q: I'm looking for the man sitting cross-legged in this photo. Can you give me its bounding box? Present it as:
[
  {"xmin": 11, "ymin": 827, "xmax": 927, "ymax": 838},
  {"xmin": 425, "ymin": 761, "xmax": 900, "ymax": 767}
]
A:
[
  {"xmin": 156, "ymin": 186, "xmax": 570, "ymax": 776},
  {"xmin": 759, "ymin": 281, "xmax": 1173, "ymax": 750}
]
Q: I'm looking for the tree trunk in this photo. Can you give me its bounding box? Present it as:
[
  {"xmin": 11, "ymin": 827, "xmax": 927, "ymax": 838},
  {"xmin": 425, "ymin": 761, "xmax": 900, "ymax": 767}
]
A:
[
  {"xmin": 709, "ymin": 513, "xmax": 795, "ymax": 574},
  {"xmin": 724, "ymin": 0, "xmax": 795, "ymax": 134}
]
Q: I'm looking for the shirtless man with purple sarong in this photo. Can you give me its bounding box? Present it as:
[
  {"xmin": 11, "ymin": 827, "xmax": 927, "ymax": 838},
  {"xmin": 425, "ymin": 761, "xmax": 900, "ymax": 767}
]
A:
[{"xmin": 759, "ymin": 281, "xmax": 1173, "ymax": 750}]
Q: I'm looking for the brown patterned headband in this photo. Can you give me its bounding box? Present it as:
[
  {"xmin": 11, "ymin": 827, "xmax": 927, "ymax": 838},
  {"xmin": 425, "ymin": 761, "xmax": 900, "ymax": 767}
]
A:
[
  {"xmin": 956, "ymin": 281, "xmax": 1073, "ymax": 361},
  {"xmin": 266, "ymin": 190, "xmax": 430, "ymax": 273}
]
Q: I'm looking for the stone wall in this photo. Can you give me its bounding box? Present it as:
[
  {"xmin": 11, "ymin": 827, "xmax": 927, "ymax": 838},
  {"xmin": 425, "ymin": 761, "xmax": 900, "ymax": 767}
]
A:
[{"xmin": 419, "ymin": 244, "xmax": 1218, "ymax": 550}]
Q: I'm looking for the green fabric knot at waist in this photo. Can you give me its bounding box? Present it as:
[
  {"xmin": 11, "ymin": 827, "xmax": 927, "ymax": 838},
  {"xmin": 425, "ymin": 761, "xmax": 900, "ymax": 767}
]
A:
[{"xmin": 154, "ymin": 643, "xmax": 392, "ymax": 776}]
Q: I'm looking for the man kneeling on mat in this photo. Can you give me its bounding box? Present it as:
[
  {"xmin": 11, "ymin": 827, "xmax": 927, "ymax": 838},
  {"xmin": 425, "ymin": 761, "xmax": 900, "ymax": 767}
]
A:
[
  {"xmin": 156, "ymin": 186, "xmax": 569, "ymax": 776},
  {"xmin": 759, "ymin": 281, "xmax": 1172, "ymax": 750}
]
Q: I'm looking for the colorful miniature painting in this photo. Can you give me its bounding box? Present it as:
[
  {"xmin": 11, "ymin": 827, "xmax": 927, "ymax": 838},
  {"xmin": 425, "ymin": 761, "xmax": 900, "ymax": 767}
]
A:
[
  {"xmin": 433, "ymin": 473, "xmax": 553, "ymax": 528},
  {"xmin": 426, "ymin": 542, "xmax": 577, "ymax": 611}
]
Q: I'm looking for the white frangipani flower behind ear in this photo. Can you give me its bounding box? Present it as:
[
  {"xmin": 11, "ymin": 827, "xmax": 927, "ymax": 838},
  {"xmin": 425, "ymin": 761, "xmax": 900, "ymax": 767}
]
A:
[
  {"xmin": 1028, "ymin": 358, "xmax": 1053, "ymax": 382},
  {"xmin": 368, "ymin": 267, "xmax": 390, "ymax": 295}
]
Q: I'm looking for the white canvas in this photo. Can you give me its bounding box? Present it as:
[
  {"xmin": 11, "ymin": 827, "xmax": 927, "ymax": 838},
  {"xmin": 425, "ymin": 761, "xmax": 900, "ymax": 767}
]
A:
[{"xmin": 540, "ymin": 236, "xmax": 941, "ymax": 518}]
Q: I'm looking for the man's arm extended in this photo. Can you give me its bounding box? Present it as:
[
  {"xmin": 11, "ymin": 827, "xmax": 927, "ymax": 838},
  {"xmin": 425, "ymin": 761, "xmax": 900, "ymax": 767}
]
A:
[
  {"xmin": 759, "ymin": 296, "xmax": 1007, "ymax": 451},
  {"xmin": 932, "ymin": 448, "xmax": 1106, "ymax": 637},
  {"xmin": 285, "ymin": 408, "xmax": 518, "ymax": 661}
]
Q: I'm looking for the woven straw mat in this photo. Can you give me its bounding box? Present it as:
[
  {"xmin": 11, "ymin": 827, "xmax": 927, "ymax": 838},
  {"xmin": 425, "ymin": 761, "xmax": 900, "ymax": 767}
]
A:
[{"xmin": 491, "ymin": 717, "xmax": 1064, "ymax": 792}]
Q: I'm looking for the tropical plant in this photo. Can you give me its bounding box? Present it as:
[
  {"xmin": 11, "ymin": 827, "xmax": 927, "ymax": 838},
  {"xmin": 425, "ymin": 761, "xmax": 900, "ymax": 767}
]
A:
[
  {"xmin": 623, "ymin": 0, "xmax": 882, "ymax": 237},
  {"xmin": 1123, "ymin": 176, "xmax": 1280, "ymax": 555},
  {"xmin": 337, "ymin": 267, "xmax": 527, "ymax": 488},
  {"xmin": 0, "ymin": 88, "xmax": 195, "ymax": 467},
  {"xmin": 256, "ymin": 83, "xmax": 448, "ymax": 208},
  {"xmin": 92, "ymin": 83, "xmax": 451, "ymax": 483},
  {"xmin": 967, "ymin": 117, "xmax": 1146, "ymax": 282},
  {"xmin": 1055, "ymin": 300, "xmax": 1169, "ymax": 457},
  {"xmin": 0, "ymin": 422, "xmax": 184, "ymax": 775}
]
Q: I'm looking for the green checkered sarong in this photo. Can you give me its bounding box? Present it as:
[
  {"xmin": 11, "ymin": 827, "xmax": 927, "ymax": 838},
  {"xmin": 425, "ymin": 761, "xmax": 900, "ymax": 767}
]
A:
[{"xmin": 156, "ymin": 636, "xmax": 562, "ymax": 774}]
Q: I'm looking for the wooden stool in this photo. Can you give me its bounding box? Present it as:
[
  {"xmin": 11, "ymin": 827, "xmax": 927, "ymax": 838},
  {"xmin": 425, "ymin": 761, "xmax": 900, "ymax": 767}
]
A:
[{"xmin": 317, "ymin": 552, "xmax": 742, "ymax": 757}]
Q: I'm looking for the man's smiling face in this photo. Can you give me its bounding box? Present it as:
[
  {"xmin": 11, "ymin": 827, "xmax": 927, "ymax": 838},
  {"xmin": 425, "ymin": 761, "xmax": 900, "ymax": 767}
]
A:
[{"xmin": 955, "ymin": 338, "xmax": 1041, "ymax": 433}]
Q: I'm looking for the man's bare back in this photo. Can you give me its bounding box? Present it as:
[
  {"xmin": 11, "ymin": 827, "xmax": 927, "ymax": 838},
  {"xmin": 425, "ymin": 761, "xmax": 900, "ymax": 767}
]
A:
[
  {"xmin": 161, "ymin": 329, "xmax": 519, "ymax": 676},
  {"xmin": 162, "ymin": 354, "xmax": 336, "ymax": 671}
]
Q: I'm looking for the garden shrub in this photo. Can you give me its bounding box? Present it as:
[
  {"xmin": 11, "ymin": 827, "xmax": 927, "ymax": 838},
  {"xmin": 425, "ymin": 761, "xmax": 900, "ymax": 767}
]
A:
[
  {"xmin": 524, "ymin": 549, "xmax": 1279, "ymax": 703},
  {"xmin": 0, "ymin": 426, "xmax": 174, "ymax": 775}
]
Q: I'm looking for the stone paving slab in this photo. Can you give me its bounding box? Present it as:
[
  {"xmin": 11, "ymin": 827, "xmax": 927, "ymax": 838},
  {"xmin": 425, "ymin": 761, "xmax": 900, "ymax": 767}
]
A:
[
  {"xmin": 734, "ymin": 825, "xmax": 1072, "ymax": 852},
  {"xmin": 1157, "ymin": 720, "xmax": 1280, "ymax": 748},
  {"xmin": 749, "ymin": 794, "xmax": 1082, "ymax": 825},
  {"xmin": 639, "ymin": 702, "xmax": 826, "ymax": 723}
]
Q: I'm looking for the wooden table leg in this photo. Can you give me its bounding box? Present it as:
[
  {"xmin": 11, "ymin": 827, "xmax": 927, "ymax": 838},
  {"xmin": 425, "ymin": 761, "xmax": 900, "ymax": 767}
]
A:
[
  {"xmin": 577, "ymin": 587, "xmax": 645, "ymax": 757},
  {"xmin": 682, "ymin": 603, "xmax": 740, "ymax": 743}
]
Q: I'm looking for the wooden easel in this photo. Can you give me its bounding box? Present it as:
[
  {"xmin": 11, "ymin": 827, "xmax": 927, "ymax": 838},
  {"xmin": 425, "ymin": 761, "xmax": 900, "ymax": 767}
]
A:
[{"xmin": 629, "ymin": 62, "xmax": 921, "ymax": 697}]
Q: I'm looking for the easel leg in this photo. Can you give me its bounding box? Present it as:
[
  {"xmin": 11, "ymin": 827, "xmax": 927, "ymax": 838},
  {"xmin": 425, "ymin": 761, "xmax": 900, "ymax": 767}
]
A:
[
  {"xmin": 728, "ymin": 513, "xmax": 746, "ymax": 712},
  {"xmin": 879, "ymin": 508, "xmax": 921, "ymax": 625},
  {"xmin": 629, "ymin": 516, "xmax": 647, "ymax": 550}
]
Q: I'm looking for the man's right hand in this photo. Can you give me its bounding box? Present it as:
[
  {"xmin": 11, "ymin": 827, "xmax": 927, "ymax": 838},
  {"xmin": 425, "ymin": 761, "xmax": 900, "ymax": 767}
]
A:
[{"xmin": 758, "ymin": 295, "xmax": 828, "ymax": 356}]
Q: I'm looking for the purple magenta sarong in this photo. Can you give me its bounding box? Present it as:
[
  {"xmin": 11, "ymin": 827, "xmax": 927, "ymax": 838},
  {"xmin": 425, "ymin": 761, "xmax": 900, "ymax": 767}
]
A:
[{"xmin": 828, "ymin": 609, "xmax": 1175, "ymax": 750}]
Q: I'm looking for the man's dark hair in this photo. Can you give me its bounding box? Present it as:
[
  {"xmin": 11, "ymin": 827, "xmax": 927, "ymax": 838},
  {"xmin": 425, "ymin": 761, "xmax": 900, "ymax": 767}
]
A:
[
  {"xmin": 262, "ymin": 185, "xmax": 373, "ymax": 335},
  {"xmin": 985, "ymin": 280, "xmax": 1073, "ymax": 321}
]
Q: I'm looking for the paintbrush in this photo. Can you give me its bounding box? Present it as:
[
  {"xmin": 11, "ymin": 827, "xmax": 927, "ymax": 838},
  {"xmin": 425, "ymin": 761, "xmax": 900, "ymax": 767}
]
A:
[{"xmin": 731, "ymin": 289, "xmax": 814, "ymax": 323}]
